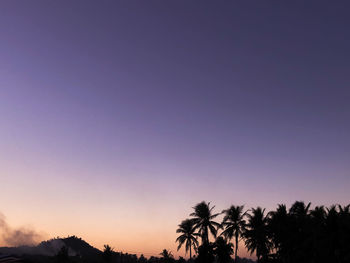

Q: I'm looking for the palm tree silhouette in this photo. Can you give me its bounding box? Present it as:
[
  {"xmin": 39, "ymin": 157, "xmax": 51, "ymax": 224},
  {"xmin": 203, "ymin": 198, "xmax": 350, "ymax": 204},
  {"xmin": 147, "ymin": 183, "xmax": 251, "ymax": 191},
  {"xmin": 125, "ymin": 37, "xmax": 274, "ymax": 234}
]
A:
[
  {"xmin": 190, "ymin": 201, "xmax": 220, "ymax": 245},
  {"xmin": 325, "ymin": 205, "xmax": 341, "ymax": 262},
  {"xmin": 338, "ymin": 204, "xmax": 350, "ymax": 262},
  {"xmin": 310, "ymin": 206, "xmax": 327, "ymax": 263},
  {"xmin": 176, "ymin": 219, "xmax": 199, "ymax": 259},
  {"xmin": 102, "ymin": 244, "xmax": 114, "ymax": 262},
  {"xmin": 159, "ymin": 249, "xmax": 174, "ymax": 263},
  {"xmin": 244, "ymin": 207, "xmax": 272, "ymax": 263},
  {"xmin": 289, "ymin": 201, "xmax": 311, "ymax": 218},
  {"xmin": 221, "ymin": 205, "xmax": 247, "ymax": 262},
  {"xmin": 268, "ymin": 204, "xmax": 289, "ymax": 262},
  {"xmin": 288, "ymin": 201, "xmax": 312, "ymax": 262},
  {"xmin": 178, "ymin": 201, "xmax": 350, "ymax": 263},
  {"xmin": 160, "ymin": 249, "xmax": 173, "ymax": 258}
]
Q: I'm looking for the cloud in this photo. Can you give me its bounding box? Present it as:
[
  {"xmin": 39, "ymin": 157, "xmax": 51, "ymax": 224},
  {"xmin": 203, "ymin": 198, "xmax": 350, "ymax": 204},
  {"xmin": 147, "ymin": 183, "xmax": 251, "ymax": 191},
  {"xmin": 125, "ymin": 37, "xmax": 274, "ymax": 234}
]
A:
[{"xmin": 0, "ymin": 212, "xmax": 42, "ymax": 246}]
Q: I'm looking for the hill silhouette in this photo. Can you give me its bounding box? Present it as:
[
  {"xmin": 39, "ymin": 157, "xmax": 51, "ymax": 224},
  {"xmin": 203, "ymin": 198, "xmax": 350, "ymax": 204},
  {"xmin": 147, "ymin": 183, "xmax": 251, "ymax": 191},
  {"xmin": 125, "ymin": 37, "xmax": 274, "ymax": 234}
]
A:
[{"xmin": 0, "ymin": 236, "xmax": 101, "ymax": 257}]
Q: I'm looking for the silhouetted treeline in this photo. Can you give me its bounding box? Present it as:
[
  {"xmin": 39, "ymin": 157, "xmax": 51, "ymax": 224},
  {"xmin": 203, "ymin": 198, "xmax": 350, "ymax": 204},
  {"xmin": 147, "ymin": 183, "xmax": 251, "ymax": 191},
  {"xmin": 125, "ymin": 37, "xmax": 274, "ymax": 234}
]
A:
[
  {"xmin": 0, "ymin": 236, "xmax": 254, "ymax": 263},
  {"xmin": 176, "ymin": 201, "xmax": 350, "ymax": 263}
]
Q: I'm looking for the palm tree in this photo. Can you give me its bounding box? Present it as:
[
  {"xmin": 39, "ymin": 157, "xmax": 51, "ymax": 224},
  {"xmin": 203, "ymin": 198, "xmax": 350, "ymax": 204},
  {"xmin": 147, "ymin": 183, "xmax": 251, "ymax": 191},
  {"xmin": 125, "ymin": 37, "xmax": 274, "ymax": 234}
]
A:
[
  {"xmin": 325, "ymin": 205, "xmax": 341, "ymax": 262},
  {"xmin": 244, "ymin": 207, "xmax": 272, "ymax": 263},
  {"xmin": 268, "ymin": 204, "xmax": 289, "ymax": 262},
  {"xmin": 102, "ymin": 244, "xmax": 114, "ymax": 262},
  {"xmin": 309, "ymin": 206, "xmax": 327, "ymax": 263},
  {"xmin": 338, "ymin": 204, "xmax": 350, "ymax": 215},
  {"xmin": 288, "ymin": 201, "xmax": 312, "ymax": 263},
  {"xmin": 289, "ymin": 201, "xmax": 311, "ymax": 218},
  {"xmin": 159, "ymin": 249, "xmax": 174, "ymax": 263},
  {"xmin": 338, "ymin": 204, "xmax": 350, "ymax": 262},
  {"xmin": 176, "ymin": 219, "xmax": 199, "ymax": 259},
  {"xmin": 221, "ymin": 205, "xmax": 247, "ymax": 262},
  {"xmin": 190, "ymin": 201, "xmax": 220, "ymax": 245}
]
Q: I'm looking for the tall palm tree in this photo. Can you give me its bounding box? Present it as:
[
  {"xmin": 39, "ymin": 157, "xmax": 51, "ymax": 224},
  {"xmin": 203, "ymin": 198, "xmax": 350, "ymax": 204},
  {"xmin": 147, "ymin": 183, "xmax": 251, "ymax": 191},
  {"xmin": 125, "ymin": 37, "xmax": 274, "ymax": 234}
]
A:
[
  {"xmin": 268, "ymin": 204, "xmax": 289, "ymax": 262},
  {"xmin": 176, "ymin": 219, "xmax": 199, "ymax": 259},
  {"xmin": 244, "ymin": 207, "xmax": 272, "ymax": 263},
  {"xmin": 190, "ymin": 201, "xmax": 220, "ymax": 245},
  {"xmin": 288, "ymin": 201, "xmax": 312, "ymax": 263},
  {"xmin": 221, "ymin": 205, "xmax": 247, "ymax": 262}
]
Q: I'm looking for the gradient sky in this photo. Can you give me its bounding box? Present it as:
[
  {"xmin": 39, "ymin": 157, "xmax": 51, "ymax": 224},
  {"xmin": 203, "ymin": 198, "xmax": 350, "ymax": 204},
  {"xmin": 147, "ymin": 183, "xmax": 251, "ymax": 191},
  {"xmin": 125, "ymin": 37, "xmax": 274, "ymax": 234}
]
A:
[{"xmin": 1, "ymin": 0, "xmax": 350, "ymax": 258}]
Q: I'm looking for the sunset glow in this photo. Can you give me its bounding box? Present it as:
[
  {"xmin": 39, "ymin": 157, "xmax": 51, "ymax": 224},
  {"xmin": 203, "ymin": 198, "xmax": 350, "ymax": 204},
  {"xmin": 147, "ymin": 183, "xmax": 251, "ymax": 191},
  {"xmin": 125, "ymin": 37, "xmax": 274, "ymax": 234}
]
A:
[{"xmin": 1, "ymin": 1, "xmax": 350, "ymax": 261}]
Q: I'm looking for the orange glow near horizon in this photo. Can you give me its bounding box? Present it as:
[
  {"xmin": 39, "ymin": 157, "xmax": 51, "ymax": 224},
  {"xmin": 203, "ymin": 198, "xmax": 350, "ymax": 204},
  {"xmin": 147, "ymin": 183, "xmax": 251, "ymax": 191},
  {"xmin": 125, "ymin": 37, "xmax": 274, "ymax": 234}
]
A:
[
  {"xmin": 0, "ymin": 207, "xmax": 253, "ymax": 259},
  {"xmin": 1, "ymin": 164, "xmax": 347, "ymax": 260}
]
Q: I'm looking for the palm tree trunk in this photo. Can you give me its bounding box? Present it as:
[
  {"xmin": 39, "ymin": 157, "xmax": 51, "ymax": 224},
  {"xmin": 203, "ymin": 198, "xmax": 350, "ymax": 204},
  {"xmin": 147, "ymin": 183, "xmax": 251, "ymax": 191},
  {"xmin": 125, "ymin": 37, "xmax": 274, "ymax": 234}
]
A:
[
  {"xmin": 235, "ymin": 233, "xmax": 238, "ymax": 263},
  {"xmin": 190, "ymin": 246, "xmax": 192, "ymax": 260},
  {"xmin": 204, "ymin": 227, "xmax": 209, "ymax": 245}
]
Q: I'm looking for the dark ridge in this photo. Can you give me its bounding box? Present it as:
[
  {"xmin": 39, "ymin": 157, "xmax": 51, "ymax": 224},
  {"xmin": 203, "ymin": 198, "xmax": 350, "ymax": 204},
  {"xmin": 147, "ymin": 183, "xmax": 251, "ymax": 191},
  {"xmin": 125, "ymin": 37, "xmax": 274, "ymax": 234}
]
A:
[{"xmin": 0, "ymin": 236, "xmax": 101, "ymax": 257}]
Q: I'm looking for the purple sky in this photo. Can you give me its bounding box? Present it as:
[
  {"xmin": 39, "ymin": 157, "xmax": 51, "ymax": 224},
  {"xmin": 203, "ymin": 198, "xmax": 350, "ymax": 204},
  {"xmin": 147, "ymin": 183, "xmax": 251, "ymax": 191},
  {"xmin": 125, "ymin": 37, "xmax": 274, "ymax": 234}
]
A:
[{"xmin": 1, "ymin": 0, "xmax": 349, "ymax": 258}]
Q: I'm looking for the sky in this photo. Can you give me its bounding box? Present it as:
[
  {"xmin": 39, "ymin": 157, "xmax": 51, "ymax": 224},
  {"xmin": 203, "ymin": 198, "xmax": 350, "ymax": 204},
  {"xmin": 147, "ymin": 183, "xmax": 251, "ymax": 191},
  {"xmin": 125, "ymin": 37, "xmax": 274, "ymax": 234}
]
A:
[{"xmin": 0, "ymin": 0, "xmax": 350, "ymax": 259}]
